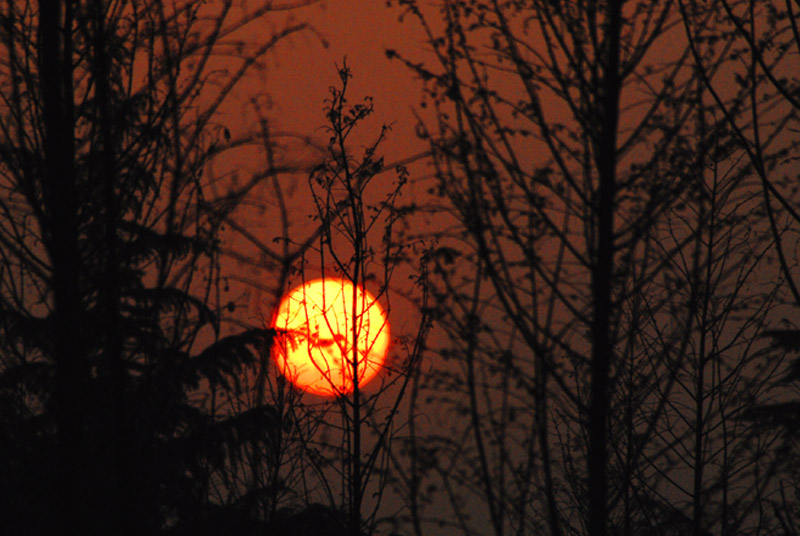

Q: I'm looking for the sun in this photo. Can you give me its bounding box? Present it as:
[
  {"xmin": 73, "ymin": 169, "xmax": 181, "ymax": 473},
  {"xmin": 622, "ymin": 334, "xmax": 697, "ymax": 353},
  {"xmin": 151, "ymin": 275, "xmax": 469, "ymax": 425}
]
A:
[{"xmin": 270, "ymin": 278, "xmax": 390, "ymax": 397}]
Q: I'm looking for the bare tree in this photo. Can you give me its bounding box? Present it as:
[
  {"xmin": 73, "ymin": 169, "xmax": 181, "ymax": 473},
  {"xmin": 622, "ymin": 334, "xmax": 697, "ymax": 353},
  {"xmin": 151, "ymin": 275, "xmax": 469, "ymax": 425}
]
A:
[
  {"xmin": 615, "ymin": 95, "xmax": 786, "ymax": 536},
  {"xmin": 385, "ymin": 1, "xmax": 792, "ymax": 535},
  {"xmin": 206, "ymin": 63, "xmax": 431, "ymax": 536},
  {"xmin": 676, "ymin": 0, "xmax": 800, "ymax": 531},
  {"xmin": 295, "ymin": 65, "xmax": 430, "ymax": 536}
]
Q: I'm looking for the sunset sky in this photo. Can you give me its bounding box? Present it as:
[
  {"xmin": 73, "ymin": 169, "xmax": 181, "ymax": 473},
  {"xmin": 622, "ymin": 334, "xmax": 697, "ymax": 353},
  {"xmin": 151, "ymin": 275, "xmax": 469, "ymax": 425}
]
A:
[
  {"xmin": 217, "ymin": 0, "xmax": 443, "ymax": 350},
  {"xmin": 263, "ymin": 1, "xmax": 431, "ymax": 164},
  {"xmin": 3, "ymin": 1, "xmax": 799, "ymax": 534}
]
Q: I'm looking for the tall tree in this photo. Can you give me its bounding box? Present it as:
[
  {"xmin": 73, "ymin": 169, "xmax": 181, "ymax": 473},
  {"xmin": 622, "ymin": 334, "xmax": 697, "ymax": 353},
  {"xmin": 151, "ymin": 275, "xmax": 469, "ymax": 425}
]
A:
[
  {"xmin": 677, "ymin": 0, "xmax": 800, "ymax": 530},
  {"xmin": 0, "ymin": 1, "xmax": 310, "ymax": 533},
  {"xmin": 262, "ymin": 65, "xmax": 429, "ymax": 536},
  {"xmin": 388, "ymin": 1, "xmax": 790, "ymax": 535}
]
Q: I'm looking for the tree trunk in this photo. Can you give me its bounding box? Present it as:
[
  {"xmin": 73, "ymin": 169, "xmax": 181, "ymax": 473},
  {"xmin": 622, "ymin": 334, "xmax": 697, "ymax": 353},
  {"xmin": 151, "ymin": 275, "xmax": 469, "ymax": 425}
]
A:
[
  {"xmin": 588, "ymin": 2, "xmax": 622, "ymax": 536},
  {"xmin": 38, "ymin": 1, "xmax": 82, "ymax": 532}
]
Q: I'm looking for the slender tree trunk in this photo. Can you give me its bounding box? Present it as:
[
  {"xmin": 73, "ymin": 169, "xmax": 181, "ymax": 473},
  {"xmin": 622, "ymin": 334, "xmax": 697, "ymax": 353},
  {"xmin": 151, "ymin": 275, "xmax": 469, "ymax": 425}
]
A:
[
  {"xmin": 588, "ymin": 2, "xmax": 622, "ymax": 536},
  {"xmin": 38, "ymin": 1, "xmax": 82, "ymax": 532},
  {"xmin": 692, "ymin": 76, "xmax": 711, "ymax": 536},
  {"xmin": 350, "ymin": 256, "xmax": 363, "ymax": 536}
]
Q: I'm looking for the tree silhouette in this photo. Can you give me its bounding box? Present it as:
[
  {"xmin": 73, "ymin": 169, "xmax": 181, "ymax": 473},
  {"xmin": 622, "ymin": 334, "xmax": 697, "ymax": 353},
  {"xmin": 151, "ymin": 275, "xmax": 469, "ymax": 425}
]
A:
[
  {"xmin": 0, "ymin": 1, "xmax": 309, "ymax": 533},
  {"xmin": 387, "ymin": 1, "xmax": 795, "ymax": 535},
  {"xmin": 269, "ymin": 64, "xmax": 430, "ymax": 536},
  {"xmin": 678, "ymin": 1, "xmax": 800, "ymax": 531},
  {"xmin": 2, "ymin": 1, "xmax": 797, "ymax": 535}
]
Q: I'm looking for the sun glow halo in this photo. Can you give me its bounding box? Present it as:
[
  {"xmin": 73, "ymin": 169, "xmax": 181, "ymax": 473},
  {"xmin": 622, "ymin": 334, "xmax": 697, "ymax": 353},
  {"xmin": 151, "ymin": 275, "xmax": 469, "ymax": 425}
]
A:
[{"xmin": 271, "ymin": 278, "xmax": 390, "ymax": 397}]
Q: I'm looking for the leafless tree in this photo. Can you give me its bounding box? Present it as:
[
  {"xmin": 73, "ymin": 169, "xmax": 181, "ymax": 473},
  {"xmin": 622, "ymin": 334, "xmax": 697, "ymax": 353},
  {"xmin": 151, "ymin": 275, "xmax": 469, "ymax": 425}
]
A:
[
  {"xmin": 677, "ymin": 0, "xmax": 800, "ymax": 532},
  {"xmin": 210, "ymin": 63, "xmax": 432, "ymax": 536},
  {"xmin": 385, "ymin": 1, "xmax": 794, "ymax": 535},
  {"xmin": 613, "ymin": 88, "xmax": 787, "ymax": 536},
  {"xmin": 297, "ymin": 65, "xmax": 430, "ymax": 536}
]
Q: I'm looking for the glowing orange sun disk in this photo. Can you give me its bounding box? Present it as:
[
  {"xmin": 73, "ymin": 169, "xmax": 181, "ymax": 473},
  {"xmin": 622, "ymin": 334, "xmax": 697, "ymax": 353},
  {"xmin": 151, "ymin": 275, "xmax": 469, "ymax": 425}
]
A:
[{"xmin": 270, "ymin": 278, "xmax": 390, "ymax": 397}]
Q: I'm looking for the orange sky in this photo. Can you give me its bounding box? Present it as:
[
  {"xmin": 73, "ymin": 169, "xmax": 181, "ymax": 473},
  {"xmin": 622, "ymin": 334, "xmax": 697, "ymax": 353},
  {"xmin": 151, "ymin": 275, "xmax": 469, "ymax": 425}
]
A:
[
  {"xmin": 212, "ymin": 1, "xmax": 440, "ymax": 353},
  {"xmin": 261, "ymin": 1, "xmax": 432, "ymax": 164}
]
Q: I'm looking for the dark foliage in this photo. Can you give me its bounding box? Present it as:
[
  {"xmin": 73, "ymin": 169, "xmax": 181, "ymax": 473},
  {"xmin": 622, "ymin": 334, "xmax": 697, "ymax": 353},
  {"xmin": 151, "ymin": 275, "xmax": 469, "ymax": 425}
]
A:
[{"xmin": 0, "ymin": 1, "xmax": 287, "ymax": 533}]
